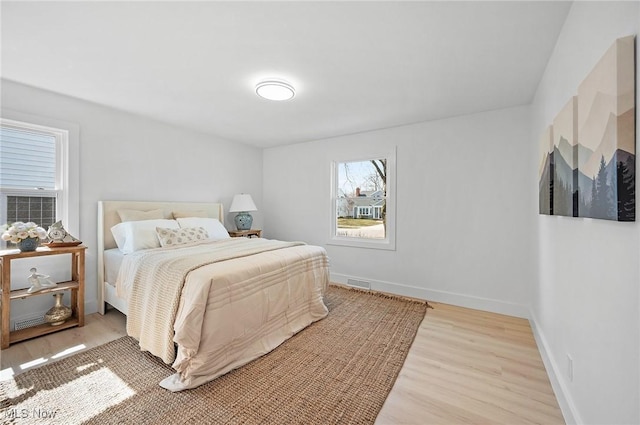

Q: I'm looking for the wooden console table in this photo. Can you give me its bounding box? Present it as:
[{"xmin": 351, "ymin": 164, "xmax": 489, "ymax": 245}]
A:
[{"xmin": 0, "ymin": 245, "xmax": 86, "ymax": 349}]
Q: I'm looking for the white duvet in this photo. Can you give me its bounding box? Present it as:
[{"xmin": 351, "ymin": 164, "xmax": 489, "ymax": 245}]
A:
[{"xmin": 116, "ymin": 238, "xmax": 329, "ymax": 391}]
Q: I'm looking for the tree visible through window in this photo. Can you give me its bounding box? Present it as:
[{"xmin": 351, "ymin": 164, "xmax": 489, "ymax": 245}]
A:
[
  {"xmin": 336, "ymin": 159, "xmax": 387, "ymax": 240},
  {"xmin": 331, "ymin": 149, "xmax": 395, "ymax": 250}
]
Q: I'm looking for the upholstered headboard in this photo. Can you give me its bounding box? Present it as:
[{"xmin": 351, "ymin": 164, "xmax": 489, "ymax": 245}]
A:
[
  {"xmin": 97, "ymin": 200, "xmax": 224, "ymax": 313},
  {"xmin": 98, "ymin": 200, "xmax": 224, "ymax": 250}
]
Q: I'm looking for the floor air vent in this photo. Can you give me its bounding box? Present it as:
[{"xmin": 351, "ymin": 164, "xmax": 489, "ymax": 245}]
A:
[
  {"xmin": 15, "ymin": 316, "xmax": 46, "ymax": 331},
  {"xmin": 347, "ymin": 279, "xmax": 371, "ymax": 290}
]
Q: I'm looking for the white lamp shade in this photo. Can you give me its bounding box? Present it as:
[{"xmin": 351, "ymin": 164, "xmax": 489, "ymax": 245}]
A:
[{"xmin": 229, "ymin": 194, "xmax": 257, "ymax": 212}]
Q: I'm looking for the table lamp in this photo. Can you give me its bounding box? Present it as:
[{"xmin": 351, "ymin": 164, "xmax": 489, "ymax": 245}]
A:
[{"xmin": 229, "ymin": 194, "xmax": 257, "ymax": 230}]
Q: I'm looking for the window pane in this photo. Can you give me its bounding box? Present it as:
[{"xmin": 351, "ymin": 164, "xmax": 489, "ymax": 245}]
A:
[
  {"xmin": 0, "ymin": 127, "xmax": 56, "ymax": 190},
  {"xmin": 6, "ymin": 195, "xmax": 57, "ymax": 228},
  {"xmin": 2, "ymin": 194, "xmax": 57, "ymax": 248},
  {"xmin": 336, "ymin": 159, "xmax": 386, "ymax": 240}
]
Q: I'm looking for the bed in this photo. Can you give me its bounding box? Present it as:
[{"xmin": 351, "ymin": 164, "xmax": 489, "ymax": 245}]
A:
[{"xmin": 97, "ymin": 200, "xmax": 329, "ymax": 391}]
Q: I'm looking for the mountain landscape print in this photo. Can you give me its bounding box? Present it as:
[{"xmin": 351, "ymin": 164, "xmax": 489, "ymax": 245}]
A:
[
  {"xmin": 538, "ymin": 126, "xmax": 553, "ymax": 215},
  {"xmin": 577, "ymin": 35, "xmax": 635, "ymax": 221},
  {"xmin": 539, "ymin": 36, "xmax": 635, "ymax": 221},
  {"xmin": 553, "ymin": 97, "xmax": 578, "ymax": 217}
]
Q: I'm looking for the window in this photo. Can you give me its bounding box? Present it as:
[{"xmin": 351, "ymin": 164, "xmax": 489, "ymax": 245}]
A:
[
  {"xmin": 0, "ymin": 119, "xmax": 69, "ymax": 248},
  {"xmin": 330, "ymin": 149, "xmax": 396, "ymax": 250}
]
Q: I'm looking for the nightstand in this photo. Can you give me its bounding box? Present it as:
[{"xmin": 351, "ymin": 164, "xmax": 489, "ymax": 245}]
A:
[{"xmin": 228, "ymin": 229, "xmax": 262, "ymax": 238}]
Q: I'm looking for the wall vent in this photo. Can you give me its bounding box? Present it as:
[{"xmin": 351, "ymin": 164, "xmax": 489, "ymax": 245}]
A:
[
  {"xmin": 347, "ymin": 278, "xmax": 371, "ymax": 290},
  {"xmin": 15, "ymin": 316, "xmax": 46, "ymax": 331}
]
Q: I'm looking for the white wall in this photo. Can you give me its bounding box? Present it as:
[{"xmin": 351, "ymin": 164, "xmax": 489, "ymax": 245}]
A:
[
  {"xmin": 530, "ymin": 2, "xmax": 639, "ymax": 424},
  {"xmin": 264, "ymin": 105, "xmax": 534, "ymax": 317},
  {"xmin": 1, "ymin": 79, "xmax": 263, "ymax": 323}
]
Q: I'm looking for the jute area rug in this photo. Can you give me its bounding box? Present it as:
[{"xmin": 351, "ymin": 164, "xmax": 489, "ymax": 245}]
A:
[{"xmin": 1, "ymin": 285, "xmax": 427, "ymax": 425}]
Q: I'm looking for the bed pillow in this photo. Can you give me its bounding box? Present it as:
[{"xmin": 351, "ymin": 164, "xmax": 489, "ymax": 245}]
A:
[
  {"xmin": 111, "ymin": 219, "xmax": 179, "ymax": 254},
  {"xmin": 176, "ymin": 217, "xmax": 230, "ymax": 240},
  {"xmin": 118, "ymin": 208, "xmax": 168, "ymax": 222},
  {"xmin": 156, "ymin": 226, "xmax": 209, "ymax": 247},
  {"xmin": 172, "ymin": 210, "xmax": 208, "ymax": 219}
]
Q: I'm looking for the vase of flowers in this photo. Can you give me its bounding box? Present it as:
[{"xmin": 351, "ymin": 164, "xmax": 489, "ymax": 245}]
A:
[{"xmin": 1, "ymin": 222, "xmax": 47, "ymax": 252}]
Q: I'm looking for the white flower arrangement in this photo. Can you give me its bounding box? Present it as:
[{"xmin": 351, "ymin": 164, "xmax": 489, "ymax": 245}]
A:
[{"xmin": 1, "ymin": 222, "xmax": 47, "ymax": 243}]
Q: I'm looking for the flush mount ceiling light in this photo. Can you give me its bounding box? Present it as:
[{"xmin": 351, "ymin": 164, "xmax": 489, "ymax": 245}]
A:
[{"xmin": 255, "ymin": 79, "xmax": 295, "ymax": 101}]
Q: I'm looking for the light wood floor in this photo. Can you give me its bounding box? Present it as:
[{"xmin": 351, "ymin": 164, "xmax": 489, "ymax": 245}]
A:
[{"xmin": 1, "ymin": 302, "xmax": 564, "ymax": 424}]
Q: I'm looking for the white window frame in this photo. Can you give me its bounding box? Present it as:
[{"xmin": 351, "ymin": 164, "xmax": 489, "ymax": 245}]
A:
[
  {"xmin": 329, "ymin": 148, "xmax": 396, "ymax": 251},
  {"xmin": 0, "ymin": 111, "xmax": 79, "ymax": 237}
]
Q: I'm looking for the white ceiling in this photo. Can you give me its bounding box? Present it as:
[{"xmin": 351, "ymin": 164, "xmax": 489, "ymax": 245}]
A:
[{"xmin": 1, "ymin": 1, "xmax": 572, "ymax": 148}]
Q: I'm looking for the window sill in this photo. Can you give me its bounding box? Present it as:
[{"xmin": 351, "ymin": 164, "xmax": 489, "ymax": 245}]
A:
[{"xmin": 327, "ymin": 235, "xmax": 396, "ymax": 251}]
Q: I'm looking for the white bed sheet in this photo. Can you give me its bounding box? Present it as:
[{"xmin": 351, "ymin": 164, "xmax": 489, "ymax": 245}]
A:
[{"xmin": 104, "ymin": 248, "xmax": 125, "ymax": 288}]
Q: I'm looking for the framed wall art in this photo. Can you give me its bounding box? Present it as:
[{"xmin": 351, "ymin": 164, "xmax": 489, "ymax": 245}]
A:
[
  {"xmin": 577, "ymin": 35, "xmax": 635, "ymax": 221},
  {"xmin": 539, "ymin": 35, "xmax": 635, "ymax": 222},
  {"xmin": 552, "ymin": 97, "xmax": 578, "ymax": 217},
  {"xmin": 539, "ymin": 125, "xmax": 554, "ymax": 215}
]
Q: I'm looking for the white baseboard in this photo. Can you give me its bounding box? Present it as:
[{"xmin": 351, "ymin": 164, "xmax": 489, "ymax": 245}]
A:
[
  {"xmin": 529, "ymin": 310, "xmax": 581, "ymax": 425},
  {"xmin": 331, "ymin": 273, "xmax": 529, "ymax": 318}
]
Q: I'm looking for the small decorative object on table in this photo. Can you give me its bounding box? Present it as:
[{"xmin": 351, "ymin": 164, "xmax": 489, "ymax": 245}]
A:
[
  {"xmin": 26, "ymin": 267, "xmax": 57, "ymax": 294},
  {"xmin": 1, "ymin": 221, "xmax": 47, "ymax": 252},
  {"xmin": 44, "ymin": 221, "xmax": 82, "ymax": 247},
  {"xmin": 44, "ymin": 293, "xmax": 72, "ymax": 326}
]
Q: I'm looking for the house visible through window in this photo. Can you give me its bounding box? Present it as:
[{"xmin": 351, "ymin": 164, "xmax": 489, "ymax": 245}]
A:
[
  {"xmin": 0, "ymin": 120, "xmax": 67, "ymax": 248},
  {"xmin": 330, "ymin": 150, "xmax": 396, "ymax": 250}
]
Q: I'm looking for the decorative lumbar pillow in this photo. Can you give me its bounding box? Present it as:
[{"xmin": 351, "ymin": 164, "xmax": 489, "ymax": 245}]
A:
[
  {"xmin": 111, "ymin": 219, "xmax": 179, "ymax": 254},
  {"xmin": 176, "ymin": 217, "xmax": 230, "ymax": 241},
  {"xmin": 118, "ymin": 208, "xmax": 168, "ymax": 222},
  {"xmin": 156, "ymin": 226, "xmax": 209, "ymax": 247},
  {"xmin": 172, "ymin": 210, "xmax": 208, "ymax": 219}
]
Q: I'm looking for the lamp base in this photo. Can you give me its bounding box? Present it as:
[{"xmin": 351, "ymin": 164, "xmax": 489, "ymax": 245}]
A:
[{"xmin": 234, "ymin": 212, "xmax": 253, "ymax": 230}]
